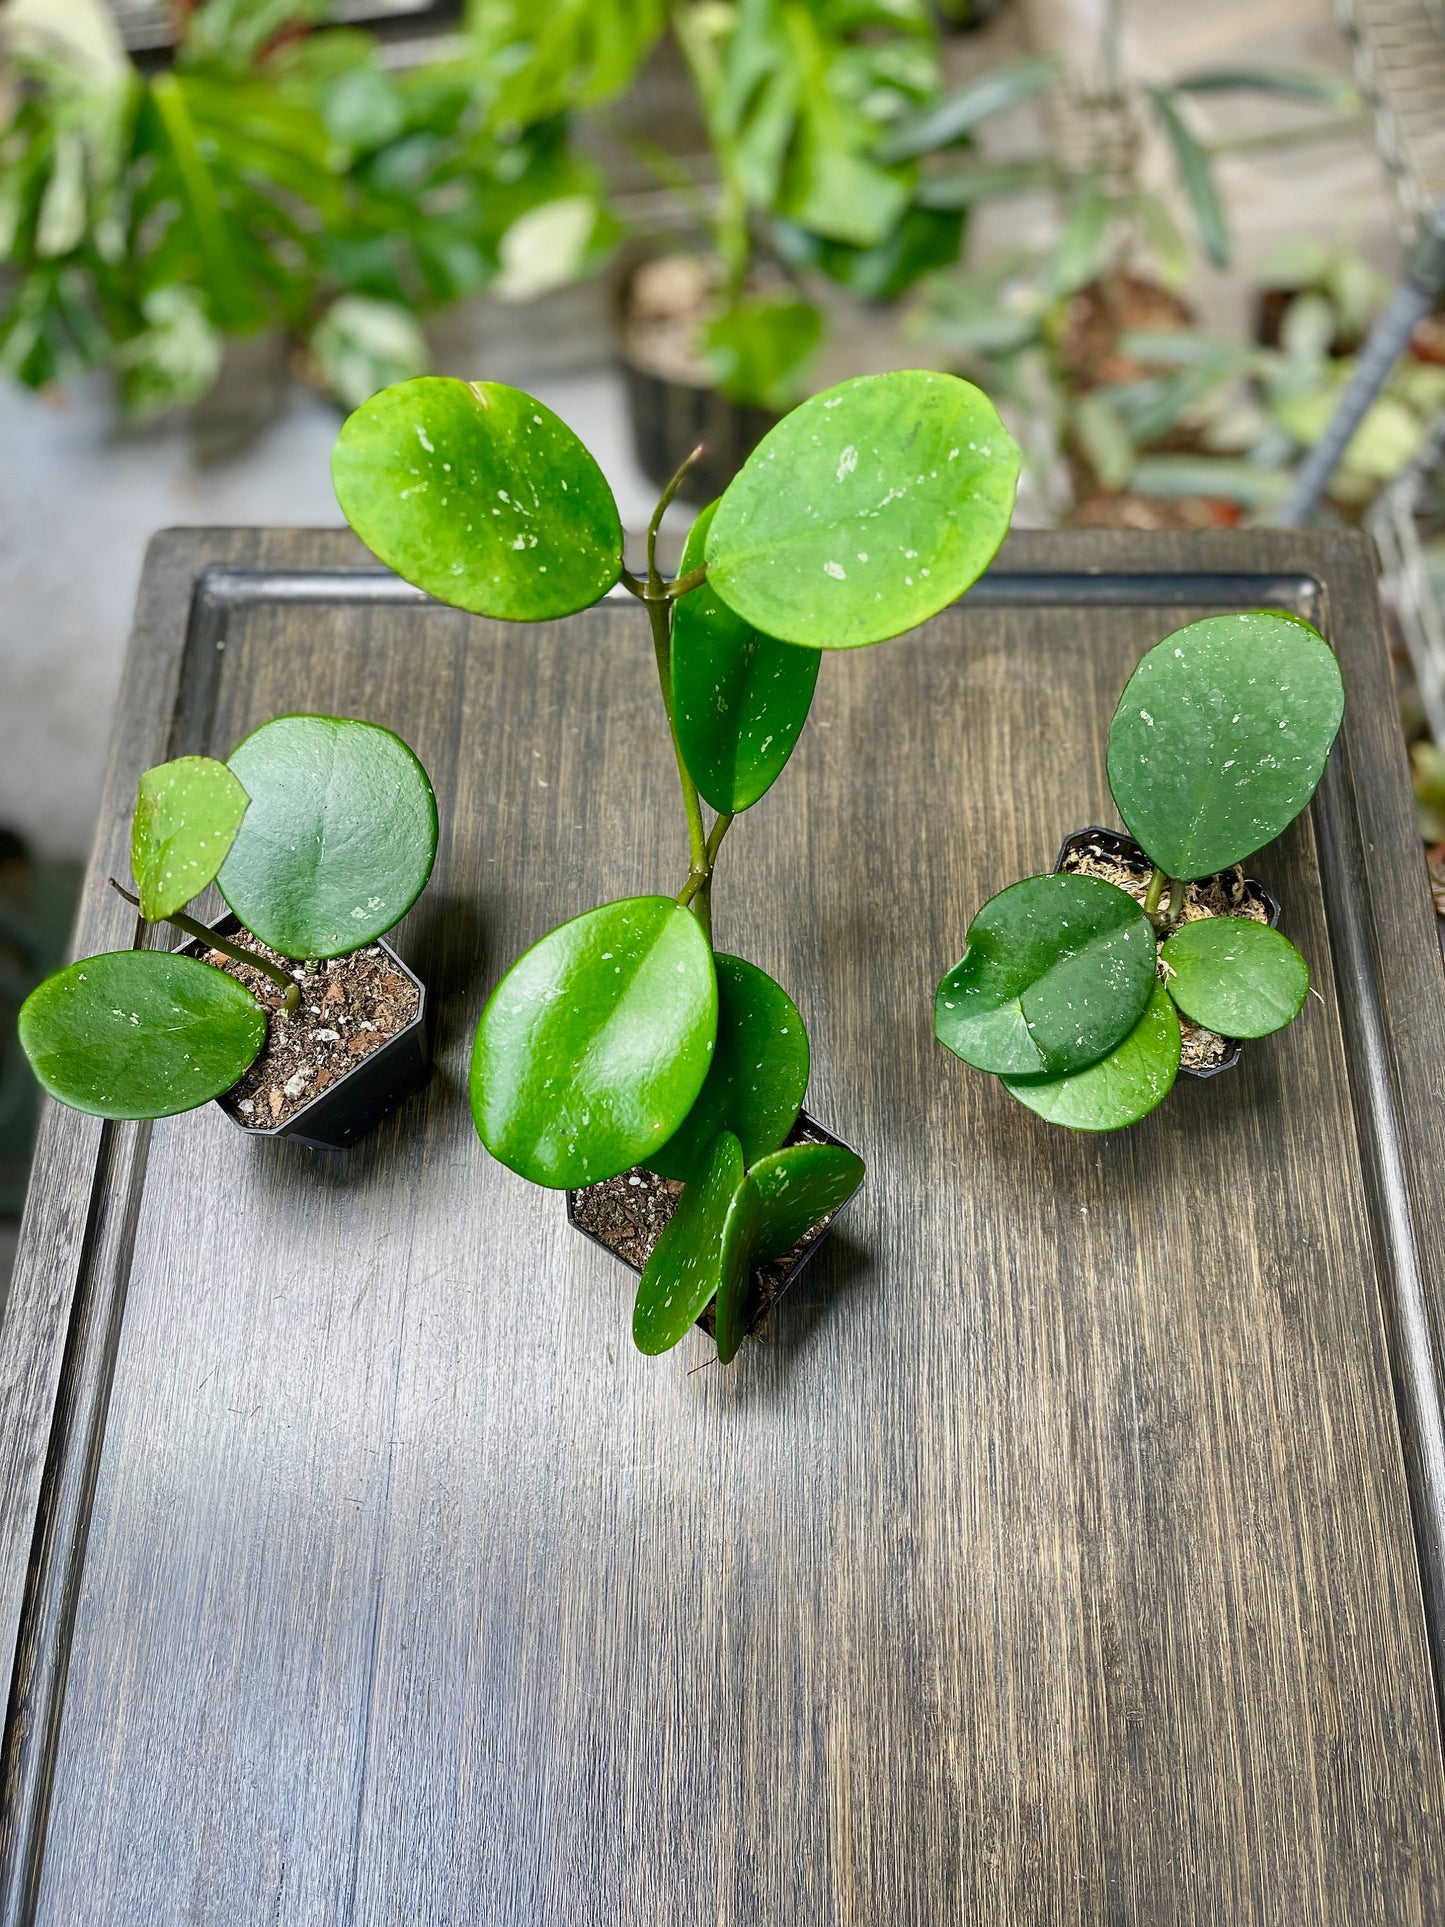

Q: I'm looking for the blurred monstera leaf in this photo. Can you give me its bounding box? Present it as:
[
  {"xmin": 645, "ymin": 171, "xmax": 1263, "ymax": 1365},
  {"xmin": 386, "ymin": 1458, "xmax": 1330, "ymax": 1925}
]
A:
[{"xmin": 114, "ymin": 286, "xmax": 223, "ymax": 416}]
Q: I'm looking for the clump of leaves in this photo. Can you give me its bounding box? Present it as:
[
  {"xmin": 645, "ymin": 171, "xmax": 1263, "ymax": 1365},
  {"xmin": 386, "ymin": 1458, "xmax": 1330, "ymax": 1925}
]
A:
[
  {"xmin": 650, "ymin": 2, "xmax": 1055, "ymax": 413},
  {"xmin": 935, "ymin": 612, "xmax": 1344, "ymax": 1129},
  {"xmin": 0, "ymin": 0, "xmax": 626, "ymax": 414},
  {"xmin": 332, "ymin": 365, "xmax": 1020, "ymax": 1356},
  {"xmin": 19, "ymin": 716, "xmax": 436, "ymax": 1121}
]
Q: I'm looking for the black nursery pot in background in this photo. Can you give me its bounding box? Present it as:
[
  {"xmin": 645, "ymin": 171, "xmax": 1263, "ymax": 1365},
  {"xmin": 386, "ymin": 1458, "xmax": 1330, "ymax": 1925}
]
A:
[
  {"xmin": 566, "ymin": 1110, "xmax": 861, "ymax": 1346},
  {"xmin": 1054, "ymin": 827, "xmax": 1281, "ymax": 1079},
  {"xmin": 182, "ymin": 915, "xmax": 431, "ymax": 1151},
  {"xmin": 621, "ymin": 358, "xmax": 780, "ymax": 506}
]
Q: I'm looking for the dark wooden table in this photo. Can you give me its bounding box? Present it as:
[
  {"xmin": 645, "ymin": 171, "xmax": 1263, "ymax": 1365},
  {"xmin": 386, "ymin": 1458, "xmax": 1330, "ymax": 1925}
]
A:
[{"xmin": 2, "ymin": 529, "xmax": 1443, "ymax": 1925}]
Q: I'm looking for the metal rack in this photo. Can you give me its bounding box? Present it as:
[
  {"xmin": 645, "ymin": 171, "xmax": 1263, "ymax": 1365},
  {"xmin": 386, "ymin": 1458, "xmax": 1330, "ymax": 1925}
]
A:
[{"xmin": 1334, "ymin": 0, "xmax": 1445, "ymax": 230}]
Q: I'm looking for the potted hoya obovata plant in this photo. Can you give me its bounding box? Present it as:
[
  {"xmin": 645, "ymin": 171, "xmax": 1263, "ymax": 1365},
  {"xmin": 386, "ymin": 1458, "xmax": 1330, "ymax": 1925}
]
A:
[
  {"xmin": 19, "ymin": 716, "xmax": 438, "ymax": 1150},
  {"xmin": 935, "ymin": 611, "xmax": 1344, "ymax": 1128},
  {"xmin": 331, "ymin": 366, "xmax": 1019, "ymax": 1361}
]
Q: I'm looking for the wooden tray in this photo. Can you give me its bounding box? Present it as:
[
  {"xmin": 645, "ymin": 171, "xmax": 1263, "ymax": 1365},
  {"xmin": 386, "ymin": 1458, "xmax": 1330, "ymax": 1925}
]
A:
[{"xmin": 2, "ymin": 528, "xmax": 1443, "ymax": 1924}]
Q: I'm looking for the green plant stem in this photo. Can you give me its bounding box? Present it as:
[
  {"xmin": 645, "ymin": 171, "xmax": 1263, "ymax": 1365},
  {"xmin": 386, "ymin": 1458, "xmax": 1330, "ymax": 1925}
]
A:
[
  {"xmin": 705, "ymin": 812, "xmax": 734, "ymax": 865},
  {"xmin": 110, "ymin": 878, "xmax": 301, "ymax": 1013},
  {"xmin": 668, "ymin": 562, "xmax": 708, "ymax": 600},
  {"xmin": 1143, "ymin": 865, "xmax": 1166, "ymax": 922},
  {"xmin": 638, "ymin": 447, "xmax": 722, "ymax": 937},
  {"xmin": 1166, "ymin": 875, "xmax": 1185, "ymax": 923},
  {"xmin": 647, "ymin": 442, "xmax": 706, "ymax": 589},
  {"xmin": 647, "ymin": 592, "xmax": 710, "ymax": 897}
]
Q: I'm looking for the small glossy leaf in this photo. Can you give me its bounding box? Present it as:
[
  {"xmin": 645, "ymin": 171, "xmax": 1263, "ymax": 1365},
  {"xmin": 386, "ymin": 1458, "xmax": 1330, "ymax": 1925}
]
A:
[
  {"xmin": 935, "ymin": 874, "xmax": 1156, "ymax": 1077},
  {"xmin": 471, "ymin": 896, "xmax": 717, "ymax": 1189},
  {"xmin": 220, "ymin": 715, "xmax": 437, "ymax": 959},
  {"xmin": 647, "ymin": 952, "xmax": 809, "ymax": 1182},
  {"xmin": 131, "ymin": 755, "xmax": 250, "ymax": 922},
  {"xmin": 705, "ymin": 371, "xmax": 1019, "ymax": 650},
  {"xmin": 1162, "ymin": 917, "xmax": 1309, "ymax": 1038},
  {"xmin": 747, "ymin": 1139, "xmax": 865, "ymax": 1263},
  {"xmin": 331, "ymin": 376, "xmax": 623, "ymax": 620},
  {"xmin": 19, "ymin": 951, "xmax": 267, "ymax": 1121},
  {"xmin": 633, "ymin": 1131, "xmax": 758, "ymax": 1356},
  {"xmin": 1106, "ymin": 611, "xmax": 1345, "ymax": 879},
  {"xmin": 672, "ymin": 502, "xmax": 821, "ymax": 815},
  {"xmin": 1002, "ymin": 982, "xmax": 1180, "ymax": 1132}
]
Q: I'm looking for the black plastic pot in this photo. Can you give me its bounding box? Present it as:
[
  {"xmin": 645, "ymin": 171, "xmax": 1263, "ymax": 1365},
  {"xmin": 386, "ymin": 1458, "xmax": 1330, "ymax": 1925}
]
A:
[
  {"xmin": 1054, "ymin": 827, "xmax": 1281, "ymax": 1079},
  {"xmin": 181, "ymin": 915, "xmax": 430, "ymax": 1151},
  {"xmin": 621, "ymin": 357, "xmax": 780, "ymax": 506},
  {"xmin": 566, "ymin": 1109, "xmax": 861, "ymax": 1345}
]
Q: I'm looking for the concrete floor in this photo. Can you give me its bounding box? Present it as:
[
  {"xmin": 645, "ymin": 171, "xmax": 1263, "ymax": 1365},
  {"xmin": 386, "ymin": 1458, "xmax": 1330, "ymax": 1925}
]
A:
[{"xmin": 0, "ymin": 0, "xmax": 1406, "ymax": 866}]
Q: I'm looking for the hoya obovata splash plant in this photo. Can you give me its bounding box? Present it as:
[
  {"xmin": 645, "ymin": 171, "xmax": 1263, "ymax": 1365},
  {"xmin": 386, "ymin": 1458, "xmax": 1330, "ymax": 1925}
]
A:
[
  {"xmin": 331, "ymin": 368, "xmax": 1019, "ymax": 1360},
  {"xmin": 19, "ymin": 716, "xmax": 437, "ymax": 1143},
  {"xmin": 935, "ymin": 611, "xmax": 1345, "ymax": 1130}
]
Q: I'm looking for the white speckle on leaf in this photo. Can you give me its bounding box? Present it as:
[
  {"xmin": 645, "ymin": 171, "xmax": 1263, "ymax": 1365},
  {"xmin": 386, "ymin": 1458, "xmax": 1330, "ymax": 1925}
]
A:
[
  {"xmin": 836, "ymin": 445, "xmax": 858, "ymax": 481},
  {"xmin": 415, "ymin": 426, "xmax": 435, "ymax": 453},
  {"xmin": 824, "ymin": 561, "xmax": 846, "ymax": 580}
]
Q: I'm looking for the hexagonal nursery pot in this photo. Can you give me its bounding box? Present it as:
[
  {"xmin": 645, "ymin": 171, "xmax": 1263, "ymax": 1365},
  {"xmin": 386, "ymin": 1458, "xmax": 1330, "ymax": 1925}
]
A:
[
  {"xmin": 182, "ymin": 915, "xmax": 430, "ymax": 1151},
  {"xmin": 565, "ymin": 1111, "xmax": 860, "ymax": 1348},
  {"xmin": 1054, "ymin": 826, "xmax": 1281, "ymax": 1079}
]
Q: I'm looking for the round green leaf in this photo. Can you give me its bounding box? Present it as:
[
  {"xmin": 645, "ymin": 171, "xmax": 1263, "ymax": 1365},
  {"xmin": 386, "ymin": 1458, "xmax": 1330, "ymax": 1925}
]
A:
[
  {"xmin": 934, "ymin": 874, "xmax": 1156, "ymax": 1077},
  {"xmin": 1106, "ymin": 611, "xmax": 1345, "ymax": 879},
  {"xmin": 1002, "ymin": 981, "xmax": 1180, "ymax": 1132},
  {"xmin": 747, "ymin": 1139, "xmax": 866, "ymax": 1264},
  {"xmin": 1162, "ymin": 916, "xmax": 1309, "ymax": 1038},
  {"xmin": 633, "ymin": 1131, "xmax": 759, "ymax": 1357},
  {"xmin": 19, "ymin": 950, "xmax": 267, "ymax": 1121},
  {"xmin": 331, "ymin": 376, "xmax": 623, "ymax": 621},
  {"xmin": 471, "ymin": 896, "xmax": 718, "ymax": 1189},
  {"xmin": 219, "ymin": 715, "xmax": 437, "ymax": 960},
  {"xmin": 672, "ymin": 501, "xmax": 822, "ymax": 814},
  {"xmin": 704, "ymin": 370, "xmax": 1019, "ymax": 649},
  {"xmin": 131, "ymin": 755, "xmax": 250, "ymax": 922},
  {"xmin": 646, "ymin": 953, "xmax": 809, "ymax": 1183}
]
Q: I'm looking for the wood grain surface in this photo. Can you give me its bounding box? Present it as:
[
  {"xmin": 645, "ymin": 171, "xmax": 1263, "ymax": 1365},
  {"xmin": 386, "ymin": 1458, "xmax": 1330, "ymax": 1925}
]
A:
[{"xmin": 2, "ymin": 527, "xmax": 1443, "ymax": 1925}]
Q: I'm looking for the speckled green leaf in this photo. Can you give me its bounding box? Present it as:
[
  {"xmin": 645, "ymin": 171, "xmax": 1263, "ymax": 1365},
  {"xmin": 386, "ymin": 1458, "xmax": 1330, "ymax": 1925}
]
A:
[
  {"xmin": 705, "ymin": 370, "xmax": 1019, "ymax": 649},
  {"xmin": 935, "ymin": 873, "xmax": 1156, "ymax": 1077},
  {"xmin": 672, "ymin": 501, "xmax": 821, "ymax": 813},
  {"xmin": 331, "ymin": 376, "xmax": 623, "ymax": 620},
  {"xmin": 471, "ymin": 896, "xmax": 718, "ymax": 1189},
  {"xmin": 1162, "ymin": 916, "xmax": 1309, "ymax": 1038},
  {"xmin": 19, "ymin": 950, "xmax": 266, "ymax": 1121},
  {"xmin": 220, "ymin": 715, "xmax": 437, "ymax": 960},
  {"xmin": 1106, "ymin": 611, "xmax": 1344, "ymax": 879},
  {"xmin": 633, "ymin": 1131, "xmax": 758, "ymax": 1357},
  {"xmin": 646, "ymin": 952, "xmax": 809, "ymax": 1182},
  {"xmin": 1003, "ymin": 981, "xmax": 1180, "ymax": 1132},
  {"xmin": 747, "ymin": 1138, "xmax": 865, "ymax": 1263},
  {"xmin": 131, "ymin": 755, "xmax": 250, "ymax": 921}
]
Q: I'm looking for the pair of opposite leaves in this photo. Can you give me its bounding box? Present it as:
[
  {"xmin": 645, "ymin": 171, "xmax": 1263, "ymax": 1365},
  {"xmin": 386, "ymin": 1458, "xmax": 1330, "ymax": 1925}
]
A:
[
  {"xmin": 20, "ymin": 716, "xmax": 437, "ymax": 1120},
  {"xmin": 935, "ymin": 610, "xmax": 1344, "ymax": 1130}
]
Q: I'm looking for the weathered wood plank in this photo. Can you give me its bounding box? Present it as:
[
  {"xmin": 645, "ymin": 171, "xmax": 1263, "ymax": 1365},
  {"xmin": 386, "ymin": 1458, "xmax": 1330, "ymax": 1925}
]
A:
[{"xmin": 2, "ymin": 528, "xmax": 1442, "ymax": 1925}]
